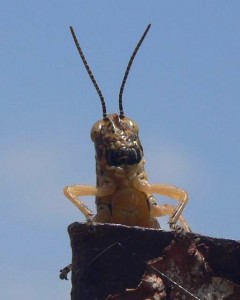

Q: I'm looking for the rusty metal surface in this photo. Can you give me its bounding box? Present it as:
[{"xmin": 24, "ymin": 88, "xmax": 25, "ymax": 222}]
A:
[{"xmin": 68, "ymin": 222, "xmax": 240, "ymax": 300}]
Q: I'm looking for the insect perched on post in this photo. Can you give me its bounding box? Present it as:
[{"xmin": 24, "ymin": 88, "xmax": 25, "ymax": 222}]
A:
[
  {"xmin": 64, "ymin": 24, "xmax": 191, "ymax": 233},
  {"xmin": 60, "ymin": 24, "xmax": 191, "ymax": 280}
]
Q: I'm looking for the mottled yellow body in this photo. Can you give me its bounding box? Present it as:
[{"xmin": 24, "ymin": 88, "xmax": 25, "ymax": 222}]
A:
[
  {"xmin": 64, "ymin": 115, "xmax": 191, "ymax": 232},
  {"xmin": 60, "ymin": 24, "xmax": 192, "ymax": 281}
]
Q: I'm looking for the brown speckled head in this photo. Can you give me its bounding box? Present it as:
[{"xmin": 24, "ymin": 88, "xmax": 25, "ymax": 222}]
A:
[{"xmin": 91, "ymin": 114, "xmax": 143, "ymax": 166}]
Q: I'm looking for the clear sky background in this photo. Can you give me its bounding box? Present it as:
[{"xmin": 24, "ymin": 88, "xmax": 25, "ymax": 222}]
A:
[{"xmin": 1, "ymin": 1, "xmax": 240, "ymax": 299}]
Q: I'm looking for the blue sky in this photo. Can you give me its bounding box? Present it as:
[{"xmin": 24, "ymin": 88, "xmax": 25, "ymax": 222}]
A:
[{"xmin": 1, "ymin": 1, "xmax": 240, "ymax": 299}]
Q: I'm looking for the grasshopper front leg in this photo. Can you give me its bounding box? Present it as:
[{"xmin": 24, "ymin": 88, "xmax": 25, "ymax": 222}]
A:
[
  {"xmin": 61, "ymin": 184, "xmax": 115, "ymax": 280},
  {"xmin": 64, "ymin": 184, "xmax": 115, "ymax": 221},
  {"xmin": 149, "ymin": 200, "xmax": 191, "ymax": 232},
  {"xmin": 133, "ymin": 179, "xmax": 191, "ymax": 232},
  {"xmin": 150, "ymin": 184, "xmax": 189, "ymax": 230}
]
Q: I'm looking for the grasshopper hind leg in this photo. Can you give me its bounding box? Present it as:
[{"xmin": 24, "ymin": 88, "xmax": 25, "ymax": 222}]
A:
[
  {"xmin": 133, "ymin": 179, "xmax": 191, "ymax": 232},
  {"xmin": 149, "ymin": 200, "xmax": 191, "ymax": 232}
]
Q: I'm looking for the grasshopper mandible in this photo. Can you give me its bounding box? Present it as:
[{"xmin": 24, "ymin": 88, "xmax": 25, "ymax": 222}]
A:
[{"xmin": 65, "ymin": 24, "xmax": 191, "ymax": 232}]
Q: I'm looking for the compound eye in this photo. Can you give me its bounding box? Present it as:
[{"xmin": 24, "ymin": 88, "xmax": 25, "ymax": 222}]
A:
[
  {"xmin": 90, "ymin": 120, "xmax": 104, "ymax": 141},
  {"xmin": 124, "ymin": 118, "xmax": 139, "ymax": 134},
  {"xmin": 130, "ymin": 119, "xmax": 139, "ymax": 134}
]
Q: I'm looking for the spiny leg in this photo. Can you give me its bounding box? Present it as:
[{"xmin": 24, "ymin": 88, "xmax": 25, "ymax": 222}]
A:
[
  {"xmin": 149, "ymin": 198, "xmax": 191, "ymax": 232},
  {"xmin": 150, "ymin": 184, "xmax": 189, "ymax": 230}
]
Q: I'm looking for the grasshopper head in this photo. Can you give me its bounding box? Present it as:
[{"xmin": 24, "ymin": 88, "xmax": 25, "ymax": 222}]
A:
[
  {"xmin": 91, "ymin": 114, "xmax": 143, "ymax": 167},
  {"xmin": 70, "ymin": 25, "xmax": 151, "ymax": 167}
]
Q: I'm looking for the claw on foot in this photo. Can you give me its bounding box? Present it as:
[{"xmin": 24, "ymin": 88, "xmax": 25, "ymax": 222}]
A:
[
  {"xmin": 169, "ymin": 223, "xmax": 186, "ymax": 236},
  {"xmin": 59, "ymin": 264, "xmax": 72, "ymax": 280}
]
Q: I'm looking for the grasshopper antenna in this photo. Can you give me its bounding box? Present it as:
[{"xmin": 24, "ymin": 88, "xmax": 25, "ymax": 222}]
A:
[
  {"xmin": 119, "ymin": 24, "xmax": 151, "ymax": 117},
  {"xmin": 70, "ymin": 26, "xmax": 107, "ymax": 119}
]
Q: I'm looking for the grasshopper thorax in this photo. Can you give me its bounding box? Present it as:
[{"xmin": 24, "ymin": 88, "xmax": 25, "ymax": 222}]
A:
[{"xmin": 91, "ymin": 114, "xmax": 143, "ymax": 167}]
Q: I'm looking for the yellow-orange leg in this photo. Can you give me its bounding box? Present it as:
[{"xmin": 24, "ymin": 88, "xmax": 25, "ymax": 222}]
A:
[
  {"xmin": 149, "ymin": 200, "xmax": 191, "ymax": 232},
  {"xmin": 64, "ymin": 184, "xmax": 114, "ymax": 221},
  {"xmin": 133, "ymin": 179, "xmax": 190, "ymax": 232},
  {"xmin": 150, "ymin": 184, "xmax": 189, "ymax": 230}
]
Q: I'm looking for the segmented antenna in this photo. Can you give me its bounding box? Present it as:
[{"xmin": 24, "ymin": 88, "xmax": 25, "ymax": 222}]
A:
[
  {"xmin": 119, "ymin": 24, "xmax": 151, "ymax": 117},
  {"xmin": 70, "ymin": 26, "xmax": 107, "ymax": 118}
]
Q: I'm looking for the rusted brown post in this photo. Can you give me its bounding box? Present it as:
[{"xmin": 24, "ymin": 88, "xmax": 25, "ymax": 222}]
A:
[{"xmin": 67, "ymin": 222, "xmax": 240, "ymax": 299}]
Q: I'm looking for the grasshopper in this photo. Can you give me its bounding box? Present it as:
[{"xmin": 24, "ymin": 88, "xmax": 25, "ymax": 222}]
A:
[
  {"xmin": 64, "ymin": 24, "xmax": 191, "ymax": 232},
  {"xmin": 60, "ymin": 24, "xmax": 191, "ymax": 280}
]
